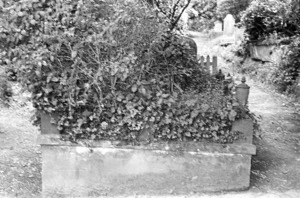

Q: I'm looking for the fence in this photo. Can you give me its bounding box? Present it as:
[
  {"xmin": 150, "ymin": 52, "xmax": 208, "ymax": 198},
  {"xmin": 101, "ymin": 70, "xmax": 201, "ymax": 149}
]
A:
[{"xmin": 198, "ymin": 55, "xmax": 218, "ymax": 75}]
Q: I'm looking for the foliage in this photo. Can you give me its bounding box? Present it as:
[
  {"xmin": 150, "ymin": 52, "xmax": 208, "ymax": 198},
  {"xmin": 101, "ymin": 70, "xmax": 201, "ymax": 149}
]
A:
[
  {"xmin": 189, "ymin": 0, "xmax": 251, "ymax": 31},
  {"xmin": 241, "ymin": 0, "xmax": 293, "ymax": 41},
  {"xmin": 189, "ymin": 0, "xmax": 217, "ymax": 31},
  {"xmin": 0, "ymin": 72, "xmax": 12, "ymax": 105},
  {"xmin": 217, "ymin": 0, "xmax": 252, "ymax": 22},
  {"xmin": 0, "ymin": 0, "xmax": 243, "ymax": 144},
  {"xmin": 272, "ymin": 37, "xmax": 300, "ymax": 93},
  {"xmin": 238, "ymin": 0, "xmax": 300, "ymax": 96},
  {"xmin": 148, "ymin": 0, "xmax": 192, "ymax": 32}
]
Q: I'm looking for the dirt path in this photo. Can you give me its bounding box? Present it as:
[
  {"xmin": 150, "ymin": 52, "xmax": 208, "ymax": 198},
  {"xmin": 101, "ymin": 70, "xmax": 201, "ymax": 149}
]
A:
[
  {"xmin": 248, "ymin": 80, "xmax": 300, "ymax": 192},
  {"xmin": 0, "ymin": 89, "xmax": 41, "ymax": 198},
  {"xmin": 189, "ymin": 30, "xmax": 300, "ymax": 196}
]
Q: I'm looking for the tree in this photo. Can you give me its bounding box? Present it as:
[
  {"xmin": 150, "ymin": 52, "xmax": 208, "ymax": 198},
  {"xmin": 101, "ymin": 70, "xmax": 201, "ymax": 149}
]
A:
[
  {"xmin": 217, "ymin": 0, "xmax": 252, "ymax": 22},
  {"xmin": 241, "ymin": 0, "xmax": 290, "ymax": 41},
  {"xmin": 144, "ymin": 0, "xmax": 192, "ymax": 32},
  {"xmin": 189, "ymin": 0, "xmax": 218, "ymax": 31}
]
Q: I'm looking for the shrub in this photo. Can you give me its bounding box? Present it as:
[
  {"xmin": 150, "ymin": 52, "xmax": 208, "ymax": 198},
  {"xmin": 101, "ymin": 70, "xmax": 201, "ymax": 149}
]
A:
[
  {"xmin": 217, "ymin": 0, "xmax": 251, "ymax": 22},
  {"xmin": 0, "ymin": 0, "xmax": 242, "ymax": 144},
  {"xmin": 0, "ymin": 72, "xmax": 12, "ymax": 105},
  {"xmin": 241, "ymin": 0, "xmax": 290, "ymax": 41},
  {"xmin": 272, "ymin": 36, "xmax": 300, "ymax": 93}
]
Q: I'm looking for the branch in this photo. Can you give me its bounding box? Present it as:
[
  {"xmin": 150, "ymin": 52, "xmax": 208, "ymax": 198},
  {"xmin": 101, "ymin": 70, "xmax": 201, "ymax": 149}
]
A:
[
  {"xmin": 197, "ymin": 3, "xmax": 217, "ymax": 19},
  {"xmin": 171, "ymin": 0, "xmax": 181, "ymax": 19},
  {"xmin": 169, "ymin": 0, "xmax": 191, "ymax": 31},
  {"xmin": 154, "ymin": 0, "xmax": 168, "ymax": 16}
]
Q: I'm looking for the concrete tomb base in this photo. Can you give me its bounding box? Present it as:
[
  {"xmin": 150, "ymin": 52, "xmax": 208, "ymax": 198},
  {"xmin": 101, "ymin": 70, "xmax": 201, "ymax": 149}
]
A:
[{"xmin": 39, "ymin": 115, "xmax": 256, "ymax": 197}]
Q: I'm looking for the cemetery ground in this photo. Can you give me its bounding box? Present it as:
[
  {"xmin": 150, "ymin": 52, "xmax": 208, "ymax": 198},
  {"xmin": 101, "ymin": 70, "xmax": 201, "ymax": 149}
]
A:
[{"xmin": 0, "ymin": 32, "xmax": 300, "ymax": 197}]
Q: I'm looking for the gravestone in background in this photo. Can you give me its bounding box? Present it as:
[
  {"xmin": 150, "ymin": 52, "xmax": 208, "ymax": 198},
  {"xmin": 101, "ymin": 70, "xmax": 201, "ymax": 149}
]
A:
[
  {"xmin": 222, "ymin": 14, "xmax": 235, "ymax": 44},
  {"xmin": 214, "ymin": 20, "xmax": 223, "ymax": 32}
]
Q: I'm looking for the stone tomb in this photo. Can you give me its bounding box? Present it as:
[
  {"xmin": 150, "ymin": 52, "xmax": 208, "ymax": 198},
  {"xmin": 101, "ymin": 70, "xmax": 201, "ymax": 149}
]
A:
[{"xmin": 39, "ymin": 113, "xmax": 256, "ymax": 197}]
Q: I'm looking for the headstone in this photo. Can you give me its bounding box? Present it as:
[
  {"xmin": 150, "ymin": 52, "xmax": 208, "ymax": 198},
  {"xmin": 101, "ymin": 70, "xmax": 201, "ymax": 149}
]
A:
[
  {"xmin": 214, "ymin": 20, "xmax": 223, "ymax": 32},
  {"xmin": 222, "ymin": 14, "xmax": 235, "ymax": 44},
  {"xmin": 223, "ymin": 14, "xmax": 235, "ymax": 36}
]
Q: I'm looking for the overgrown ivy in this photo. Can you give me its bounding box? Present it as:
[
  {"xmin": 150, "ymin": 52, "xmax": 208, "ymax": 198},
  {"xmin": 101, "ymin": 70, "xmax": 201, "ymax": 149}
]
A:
[{"xmin": 0, "ymin": 0, "xmax": 243, "ymax": 144}]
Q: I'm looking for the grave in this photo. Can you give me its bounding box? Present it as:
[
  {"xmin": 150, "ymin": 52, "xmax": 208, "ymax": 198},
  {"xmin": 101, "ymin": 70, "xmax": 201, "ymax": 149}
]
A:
[
  {"xmin": 222, "ymin": 14, "xmax": 236, "ymax": 45},
  {"xmin": 214, "ymin": 20, "xmax": 223, "ymax": 32}
]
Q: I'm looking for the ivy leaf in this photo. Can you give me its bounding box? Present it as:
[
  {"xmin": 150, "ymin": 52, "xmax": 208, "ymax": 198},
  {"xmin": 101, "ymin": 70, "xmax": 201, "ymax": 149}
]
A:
[
  {"xmin": 131, "ymin": 84, "xmax": 137, "ymax": 93},
  {"xmin": 229, "ymin": 110, "xmax": 237, "ymax": 121},
  {"xmin": 43, "ymin": 87, "xmax": 53, "ymax": 94},
  {"xmin": 71, "ymin": 50, "xmax": 77, "ymax": 59},
  {"xmin": 51, "ymin": 98, "xmax": 58, "ymax": 106},
  {"xmin": 82, "ymin": 110, "xmax": 92, "ymax": 117},
  {"xmin": 185, "ymin": 132, "xmax": 191, "ymax": 137},
  {"xmin": 138, "ymin": 87, "xmax": 146, "ymax": 95},
  {"xmin": 77, "ymin": 119, "xmax": 84, "ymax": 128},
  {"xmin": 51, "ymin": 77, "xmax": 59, "ymax": 82},
  {"xmin": 191, "ymin": 110, "xmax": 199, "ymax": 118},
  {"xmin": 50, "ymin": 55, "xmax": 55, "ymax": 62},
  {"xmin": 201, "ymin": 104, "xmax": 209, "ymax": 112}
]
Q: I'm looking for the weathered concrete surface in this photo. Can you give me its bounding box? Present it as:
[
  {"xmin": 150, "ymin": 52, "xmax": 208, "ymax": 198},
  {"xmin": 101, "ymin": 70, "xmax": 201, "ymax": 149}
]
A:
[
  {"xmin": 42, "ymin": 145, "xmax": 252, "ymax": 197},
  {"xmin": 40, "ymin": 118, "xmax": 255, "ymax": 197},
  {"xmin": 40, "ymin": 113, "xmax": 59, "ymax": 135}
]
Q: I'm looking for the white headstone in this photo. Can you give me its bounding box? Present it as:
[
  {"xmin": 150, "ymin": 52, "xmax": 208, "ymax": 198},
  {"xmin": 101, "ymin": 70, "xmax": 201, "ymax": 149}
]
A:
[
  {"xmin": 214, "ymin": 20, "xmax": 223, "ymax": 32},
  {"xmin": 222, "ymin": 14, "xmax": 236, "ymax": 44},
  {"xmin": 223, "ymin": 14, "xmax": 235, "ymax": 36}
]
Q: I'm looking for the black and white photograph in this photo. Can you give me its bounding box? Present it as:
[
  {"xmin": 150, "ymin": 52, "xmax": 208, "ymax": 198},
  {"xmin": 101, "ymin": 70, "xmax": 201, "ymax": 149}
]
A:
[{"xmin": 0, "ymin": 0, "xmax": 300, "ymax": 197}]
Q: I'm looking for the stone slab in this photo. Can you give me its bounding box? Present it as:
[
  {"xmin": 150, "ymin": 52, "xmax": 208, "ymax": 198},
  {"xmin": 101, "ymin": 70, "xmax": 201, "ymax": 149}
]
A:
[
  {"xmin": 40, "ymin": 113, "xmax": 59, "ymax": 135},
  {"xmin": 40, "ymin": 117, "xmax": 255, "ymax": 197},
  {"xmin": 42, "ymin": 145, "xmax": 252, "ymax": 197},
  {"xmin": 38, "ymin": 134, "xmax": 256, "ymax": 155}
]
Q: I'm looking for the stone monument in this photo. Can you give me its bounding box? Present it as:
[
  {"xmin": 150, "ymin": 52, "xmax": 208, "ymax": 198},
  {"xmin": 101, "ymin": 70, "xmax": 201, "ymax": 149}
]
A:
[
  {"xmin": 214, "ymin": 20, "xmax": 223, "ymax": 32},
  {"xmin": 222, "ymin": 14, "xmax": 236, "ymax": 44}
]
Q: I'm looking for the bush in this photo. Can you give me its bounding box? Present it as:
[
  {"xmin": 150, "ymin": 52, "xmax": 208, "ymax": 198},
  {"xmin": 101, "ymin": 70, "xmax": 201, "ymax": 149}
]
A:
[
  {"xmin": 0, "ymin": 72, "xmax": 12, "ymax": 105},
  {"xmin": 0, "ymin": 0, "xmax": 242, "ymax": 144},
  {"xmin": 272, "ymin": 36, "xmax": 300, "ymax": 93},
  {"xmin": 241, "ymin": 0, "xmax": 290, "ymax": 41}
]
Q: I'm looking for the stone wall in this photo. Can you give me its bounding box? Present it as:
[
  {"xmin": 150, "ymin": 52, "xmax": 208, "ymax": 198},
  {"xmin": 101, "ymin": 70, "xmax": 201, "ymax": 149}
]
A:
[{"xmin": 39, "ymin": 115, "xmax": 256, "ymax": 197}]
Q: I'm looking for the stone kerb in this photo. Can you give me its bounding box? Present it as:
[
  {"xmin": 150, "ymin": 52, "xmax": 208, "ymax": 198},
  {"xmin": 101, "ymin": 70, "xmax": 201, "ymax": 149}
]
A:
[{"xmin": 39, "ymin": 111, "xmax": 256, "ymax": 197}]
